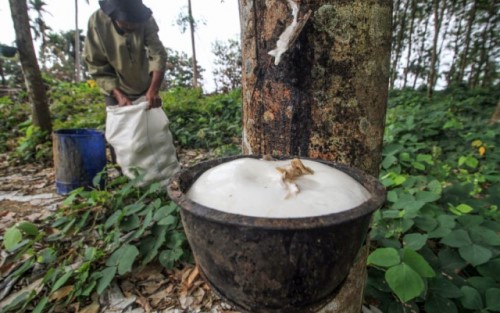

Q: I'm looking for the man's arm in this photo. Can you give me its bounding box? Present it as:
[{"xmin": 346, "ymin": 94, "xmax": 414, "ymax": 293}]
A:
[
  {"xmin": 144, "ymin": 17, "xmax": 167, "ymax": 109},
  {"xmin": 84, "ymin": 18, "xmax": 132, "ymax": 106}
]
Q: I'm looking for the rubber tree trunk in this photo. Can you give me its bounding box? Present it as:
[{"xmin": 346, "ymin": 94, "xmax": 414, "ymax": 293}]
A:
[
  {"xmin": 239, "ymin": 0, "xmax": 392, "ymax": 312},
  {"xmin": 9, "ymin": 0, "xmax": 52, "ymax": 133}
]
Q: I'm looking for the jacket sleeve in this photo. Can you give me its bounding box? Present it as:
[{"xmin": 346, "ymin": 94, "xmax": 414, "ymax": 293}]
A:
[
  {"xmin": 83, "ymin": 17, "xmax": 118, "ymax": 94},
  {"xmin": 144, "ymin": 17, "xmax": 167, "ymax": 73}
]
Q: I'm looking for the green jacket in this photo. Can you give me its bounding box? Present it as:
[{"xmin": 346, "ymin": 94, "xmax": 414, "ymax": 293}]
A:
[{"xmin": 84, "ymin": 10, "xmax": 167, "ymax": 96}]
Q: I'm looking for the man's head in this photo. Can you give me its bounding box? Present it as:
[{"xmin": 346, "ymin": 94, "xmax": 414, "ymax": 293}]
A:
[{"xmin": 99, "ymin": 0, "xmax": 152, "ymax": 25}]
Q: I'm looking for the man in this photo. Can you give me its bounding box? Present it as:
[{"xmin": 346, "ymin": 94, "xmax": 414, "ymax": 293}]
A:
[
  {"xmin": 84, "ymin": 0, "xmax": 167, "ymax": 109},
  {"xmin": 84, "ymin": 0, "xmax": 180, "ymax": 184}
]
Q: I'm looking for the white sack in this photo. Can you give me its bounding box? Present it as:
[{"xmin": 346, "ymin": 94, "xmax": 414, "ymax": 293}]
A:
[{"xmin": 105, "ymin": 98, "xmax": 180, "ymax": 187}]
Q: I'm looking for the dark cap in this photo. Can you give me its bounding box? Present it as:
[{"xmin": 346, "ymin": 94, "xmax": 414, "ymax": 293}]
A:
[{"xmin": 99, "ymin": 0, "xmax": 152, "ymax": 23}]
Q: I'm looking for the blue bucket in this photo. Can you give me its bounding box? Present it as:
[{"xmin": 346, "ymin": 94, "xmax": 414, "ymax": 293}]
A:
[{"xmin": 53, "ymin": 129, "xmax": 107, "ymax": 195}]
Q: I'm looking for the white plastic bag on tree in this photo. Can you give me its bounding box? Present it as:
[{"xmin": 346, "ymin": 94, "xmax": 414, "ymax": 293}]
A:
[{"xmin": 105, "ymin": 98, "xmax": 180, "ymax": 187}]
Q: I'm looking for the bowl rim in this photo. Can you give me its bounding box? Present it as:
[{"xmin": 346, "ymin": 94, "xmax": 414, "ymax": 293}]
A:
[{"xmin": 167, "ymin": 155, "xmax": 386, "ymax": 230}]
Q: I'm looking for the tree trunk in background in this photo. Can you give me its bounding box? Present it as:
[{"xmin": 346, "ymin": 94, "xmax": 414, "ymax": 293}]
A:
[
  {"xmin": 403, "ymin": 0, "xmax": 417, "ymax": 88},
  {"xmin": 74, "ymin": 0, "xmax": 81, "ymax": 83},
  {"xmin": 239, "ymin": 0, "xmax": 392, "ymax": 311},
  {"xmin": 9, "ymin": 0, "xmax": 52, "ymax": 133},
  {"xmin": 390, "ymin": 0, "xmax": 409, "ymax": 89},
  {"xmin": 188, "ymin": 0, "xmax": 199, "ymax": 88},
  {"xmin": 456, "ymin": 0, "xmax": 477, "ymax": 84},
  {"xmin": 0, "ymin": 59, "xmax": 5, "ymax": 86},
  {"xmin": 413, "ymin": 12, "xmax": 429, "ymax": 89},
  {"xmin": 427, "ymin": 0, "xmax": 446, "ymax": 99},
  {"xmin": 490, "ymin": 102, "xmax": 500, "ymax": 124}
]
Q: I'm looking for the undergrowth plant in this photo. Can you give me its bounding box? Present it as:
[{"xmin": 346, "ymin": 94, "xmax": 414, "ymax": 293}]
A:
[
  {"xmin": 1, "ymin": 171, "xmax": 189, "ymax": 313},
  {"xmin": 366, "ymin": 87, "xmax": 500, "ymax": 313},
  {"xmin": 163, "ymin": 87, "xmax": 242, "ymax": 155}
]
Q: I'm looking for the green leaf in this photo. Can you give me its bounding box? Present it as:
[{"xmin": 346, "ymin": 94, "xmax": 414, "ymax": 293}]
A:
[
  {"xmin": 387, "ymin": 190, "xmax": 399, "ymax": 203},
  {"xmin": 17, "ymin": 222, "xmax": 39, "ymax": 236},
  {"xmin": 158, "ymin": 215, "xmax": 177, "ymax": 226},
  {"xmin": 153, "ymin": 202, "xmax": 178, "ymax": 221},
  {"xmin": 37, "ymin": 248, "xmax": 57, "ymax": 264},
  {"xmin": 51, "ymin": 270, "xmax": 73, "ymax": 293},
  {"xmin": 424, "ymin": 293, "xmax": 458, "ymax": 313},
  {"xmin": 3, "ymin": 227, "xmax": 22, "ymax": 251},
  {"xmin": 427, "ymin": 180, "xmax": 442, "ymax": 194},
  {"xmin": 402, "ymin": 248, "xmax": 435, "ymax": 278},
  {"xmin": 142, "ymin": 226, "xmax": 168, "ymax": 265},
  {"xmin": 411, "ymin": 161, "xmax": 426, "ymax": 170},
  {"xmin": 385, "ymin": 263, "xmax": 425, "ymax": 302},
  {"xmin": 454, "ymin": 203, "xmax": 474, "ymax": 214},
  {"xmin": 415, "ymin": 191, "xmax": 441, "ymax": 203},
  {"xmin": 105, "ymin": 209, "xmax": 123, "ymax": 229},
  {"xmin": 459, "ymin": 244, "xmax": 493, "ymax": 266},
  {"xmin": 120, "ymin": 215, "xmax": 141, "ymax": 232},
  {"xmin": 166, "ymin": 231, "xmax": 186, "ymax": 249},
  {"xmin": 403, "ymin": 233, "xmax": 428, "ymax": 250},
  {"xmin": 106, "ymin": 244, "xmax": 139, "ymax": 275},
  {"xmin": 469, "ymin": 226, "xmax": 500, "ymax": 246},
  {"xmin": 367, "ymin": 248, "xmax": 401, "ymax": 268},
  {"xmin": 465, "ymin": 156, "xmax": 479, "ymax": 168},
  {"xmin": 428, "ymin": 215, "xmax": 456, "ymax": 239},
  {"xmin": 97, "ymin": 267, "xmax": 117, "ymax": 294},
  {"xmin": 123, "ymin": 203, "xmax": 146, "ymax": 216},
  {"xmin": 32, "ymin": 296, "xmax": 49, "ymax": 313},
  {"xmin": 438, "ymin": 248, "xmax": 467, "ymax": 273},
  {"xmin": 415, "ymin": 216, "xmax": 438, "ymax": 232},
  {"xmin": 440, "ymin": 229, "xmax": 472, "ymax": 248},
  {"xmin": 382, "ymin": 155, "xmax": 398, "ymax": 169},
  {"xmin": 159, "ymin": 248, "xmax": 184, "ymax": 269},
  {"xmin": 62, "ymin": 188, "xmax": 83, "ymax": 206},
  {"xmin": 417, "ymin": 154, "xmax": 434, "ymax": 165},
  {"xmin": 117, "ymin": 245, "xmax": 139, "ymax": 275},
  {"xmin": 457, "ymin": 215, "xmax": 484, "ymax": 228},
  {"xmin": 477, "ymin": 259, "xmax": 500, "ymax": 282},
  {"xmin": 429, "ymin": 277, "xmax": 462, "ymax": 299},
  {"xmin": 468, "ymin": 277, "xmax": 497, "ymax": 293},
  {"xmin": 486, "ymin": 288, "xmax": 500, "ymax": 311},
  {"xmin": 460, "ymin": 286, "xmax": 484, "ymax": 310}
]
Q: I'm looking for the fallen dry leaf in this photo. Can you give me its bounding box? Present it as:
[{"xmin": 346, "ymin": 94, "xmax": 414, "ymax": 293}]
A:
[
  {"xmin": 50, "ymin": 285, "xmax": 74, "ymax": 301},
  {"xmin": 186, "ymin": 265, "xmax": 200, "ymax": 290},
  {"xmin": 79, "ymin": 301, "xmax": 100, "ymax": 313},
  {"xmin": 135, "ymin": 294, "xmax": 152, "ymax": 313}
]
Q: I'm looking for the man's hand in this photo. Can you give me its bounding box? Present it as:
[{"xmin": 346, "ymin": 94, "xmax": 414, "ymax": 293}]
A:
[
  {"xmin": 112, "ymin": 89, "xmax": 132, "ymax": 106},
  {"xmin": 146, "ymin": 89, "xmax": 162, "ymax": 109},
  {"xmin": 146, "ymin": 70, "xmax": 165, "ymax": 109}
]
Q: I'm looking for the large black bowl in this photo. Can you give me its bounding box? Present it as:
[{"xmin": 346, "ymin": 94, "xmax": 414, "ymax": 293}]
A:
[{"xmin": 167, "ymin": 155, "xmax": 385, "ymax": 313}]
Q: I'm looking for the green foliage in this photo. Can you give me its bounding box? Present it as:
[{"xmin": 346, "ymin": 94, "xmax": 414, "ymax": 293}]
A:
[
  {"xmin": 367, "ymin": 88, "xmax": 500, "ymax": 312},
  {"xmin": 49, "ymin": 81, "xmax": 106, "ymax": 130},
  {"xmin": 0, "ymin": 172, "xmax": 189, "ymax": 313},
  {"xmin": 163, "ymin": 87, "xmax": 242, "ymax": 155},
  {"xmin": 13, "ymin": 124, "xmax": 51, "ymax": 163},
  {"xmin": 0, "ymin": 96, "xmax": 30, "ymax": 152}
]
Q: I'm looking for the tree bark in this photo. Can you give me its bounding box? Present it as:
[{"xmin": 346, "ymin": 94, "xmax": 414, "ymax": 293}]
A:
[
  {"xmin": 390, "ymin": 0, "xmax": 409, "ymax": 90},
  {"xmin": 456, "ymin": 0, "xmax": 477, "ymax": 84},
  {"xmin": 402, "ymin": 0, "xmax": 417, "ymax": 88},
  {"xmin": 427, "ymin": 0, "xmax": 446, "ymax": 99},
  {"xmin": 75, "ymin": 0, "xmax": 81, "ymax": 83},
  {"xmin": 188, "ymin": 0, "xmax": 199, "ymax": 88},
  {"xmin": 9, "ymin": 0, "xmax": 52, "ymax": 133},
  {"xmin": 239, "ymin": 0, "xmax": 392, "ymax": 311},
  {"xmin": 490, "ymin": 102, "xmax": 500, "ymax": 124}
]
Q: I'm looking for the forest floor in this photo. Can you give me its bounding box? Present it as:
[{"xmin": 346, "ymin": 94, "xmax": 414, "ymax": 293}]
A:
[{"xmin": 0, "ymin": 151, "xmax": 240, "ymax": 313}]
